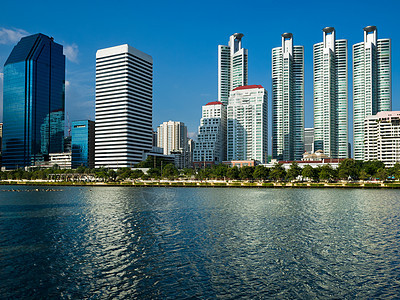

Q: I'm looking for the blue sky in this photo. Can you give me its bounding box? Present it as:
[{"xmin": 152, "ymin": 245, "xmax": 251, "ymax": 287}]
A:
[{"xmin": 0, "ymin": 0, "xmax": 399, "ymax": 146}]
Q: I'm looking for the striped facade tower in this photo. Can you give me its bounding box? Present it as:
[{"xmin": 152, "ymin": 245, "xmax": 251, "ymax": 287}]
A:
[{"xmin": 95, "ymin": 44, "xmax": 153, "ymax": 168}]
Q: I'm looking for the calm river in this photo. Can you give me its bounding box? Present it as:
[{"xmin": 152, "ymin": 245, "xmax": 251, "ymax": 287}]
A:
[{"xmin": 1, "ymin": 186, "xmax": 399, "ymax": 298}]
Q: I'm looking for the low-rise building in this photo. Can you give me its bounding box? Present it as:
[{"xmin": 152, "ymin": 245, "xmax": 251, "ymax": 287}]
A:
[
  {"xmin": 71, "ymin": 120, "xmax": 95, "ymax": 169},
  {"xmin": 365, "ymin": 111, "xmax": 400, "ymax": 167},
  {"xmin": 36, "ymin": 152, "xmax": 72, "ymax": 169},
  {"xmin": 302, "ymin": 150, "xmax": 330, "ymax": 161},
  {"xmin": 263, "ymin": 158, "xmax": 345, "ymax": 170},
  {"xmin": 222, "ymin": 160, "xmax": 258, "ymax": 167}
]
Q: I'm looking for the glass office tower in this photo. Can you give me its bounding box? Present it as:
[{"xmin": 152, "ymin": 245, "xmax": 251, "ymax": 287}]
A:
[
  {"xmin": 2, "ymin": 33, "xmax": 65, "ymax": 169},
  {"xmin": 71, "ymin": 120, "xmax": 95, "ymax": 169}
]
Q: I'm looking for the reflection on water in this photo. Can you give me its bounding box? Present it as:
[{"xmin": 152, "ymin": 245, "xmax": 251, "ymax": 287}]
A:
[{"xmin": 0, "ymin": 187, "xmax": 400, "ymax": 298}]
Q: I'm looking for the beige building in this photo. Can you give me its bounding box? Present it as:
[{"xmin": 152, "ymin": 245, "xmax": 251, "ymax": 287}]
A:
[{"xmin": 364, "ymin": 111, "xmax": 400, "ymax": 167}]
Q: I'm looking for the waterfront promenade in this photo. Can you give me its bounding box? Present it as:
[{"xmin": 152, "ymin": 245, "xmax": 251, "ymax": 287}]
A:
[{"xmin": 1, "ymin": 179, "xmax": 398, "ymax": 188}]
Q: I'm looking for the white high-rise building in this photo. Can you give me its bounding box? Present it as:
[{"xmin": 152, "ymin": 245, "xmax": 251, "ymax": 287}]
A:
[
  {"xmin": 313, "ymin": 27, "xmax": 348, "ymax": 159},
  {"xmin": 272, "ymin": 33, "xmax": 304, "ymax": 161},
  {"xmin": 304, "ymin": 128, "xmax": 315, "ymax": 154},
  {"xmin": 353, "ymin": 26, "xmax": 391, "ymax": 161},
  {"xmin": 157, "ymin": 121, "xmax": 188, "ymax": 155},
  {"xmin": 218, "ymin": 33, "xmax": 248, "ymax": 105},
  {"xmin": 193, "ymin": 101, "xmax": 226, "ymax": 165},
  {"xmin": 365, "ymin": 111, "xmax": 400, "ymax": 167},
  {"xmin": 227, "ymin": 85, "xmax": 268, "ymax": 163},
  {"xmin": 95, "ymin": 44, "xmax": 153, "ymax": 168}
]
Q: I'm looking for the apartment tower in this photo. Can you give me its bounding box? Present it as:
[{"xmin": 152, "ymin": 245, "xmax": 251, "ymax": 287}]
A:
[
  {"xmin": 227, "ymin": 85, "xmax": 268, "ymax": 163},
  {"xmin": 313, "ymin": 27, "xmax": 348, "ymax": 158},
  {"xmin": 353, "ymin": 26, "xmax": 391, "ymax": 160},
  {"xmin": 272, "ymin": 33, "xmax": 304, "ymax": 161},
  {"xmin": 95, "ymin": 44, "xmax": 153, "ymax": 168},
  {"xmin": 218, "ymin": 33, "xmax": 248, "ymax": 105},
  {"xmin": 157, "ymin": 121, "xmax": 188, "ymax": 155},
  {"xmin": 193, "ymin": 101, "xmax": 227, "ymax": 165},
  {"xmin": 365, "ymin": 111, "xmax": 400, "ymax": 167}
]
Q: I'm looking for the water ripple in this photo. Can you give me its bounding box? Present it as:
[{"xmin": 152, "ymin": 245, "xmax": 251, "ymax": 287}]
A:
[{"xmin": 0, "ymin": 187, "xmax": 400, "ymax": 298}]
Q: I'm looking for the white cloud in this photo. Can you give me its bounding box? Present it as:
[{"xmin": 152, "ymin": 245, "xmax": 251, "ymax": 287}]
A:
[
  {"xmin": 64, "ymin": 43, "xmax": 79, "ymax": 63},
  {"xmin": 188, "ymin": 131, "xmax": 198, "ymax": 141},
  {"xmin": 0, "ymin": 27, "xmax": 29, "ymax": 45}
]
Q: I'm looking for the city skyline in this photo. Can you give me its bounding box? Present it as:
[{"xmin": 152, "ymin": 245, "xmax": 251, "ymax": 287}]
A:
[{"xmin": 0, "ymin": 0, "xmax": 400, "ymax": 150}]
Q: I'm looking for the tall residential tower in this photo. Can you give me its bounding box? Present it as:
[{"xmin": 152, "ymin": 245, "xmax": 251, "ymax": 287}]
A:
[
  {"xmin": 2, "ymin": 34, "xmax": 65, "ymax": 169},
  {"xmin": 95, "ymin": 44, "xmax": 153, "ymax": 168},
  {"xmin": 353, "ymin": 26, "xmax": 391, "ymax": 160},
  {"xmin": 313, "ymin": 27, "xmax": 348, "ymax": 158},
  {"xmin": 227, "ymin": 85, "xmax": 268, "ymax": 163},
  {"xmin": 272, "ymin": 33, "xmax": 304, "ymax": 161},
  {"xmin": 157, "ymin": 121, "xmax": 188, "ymax": 155},
  {"xmin": 218, "ymin": 33, "xmax": 248, "ymax": 105}
]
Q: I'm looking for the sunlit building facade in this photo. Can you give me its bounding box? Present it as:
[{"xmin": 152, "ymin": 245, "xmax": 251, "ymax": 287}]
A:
[
  {"xmin": 353, "ymin": 26, "xmax": 391, "ymax": 160},
  {"xmin": 227, "ymin": 85, "xmax": 268, "ymax": 163},
  {"xmin": 304, "ymin": 128, "xmax": 314, "ymax": 154},
  {"xmin": 218, "ymin": 33, "xmax": 248, "ymax": 105},
  {"xmin": 365, "ymin": 111, "xmax": 400, "ymax": 167},
  {"xmin": 95, "ymin": 44, "xmax": 153, "ymax": 168},
  {"xmin": 193, "ymin": 101, "xmax": 226, "ymax": 165},
  {"xmin": 2, "ymin": 33, "xmax": 65, "ymax": 169},
  {"xmin": 272, "ymin": 33, "xmax": 304, "ymax": 161},
  {"xmin": 313, "ymin": 27, "xmax": 348, "ymax": 158}
]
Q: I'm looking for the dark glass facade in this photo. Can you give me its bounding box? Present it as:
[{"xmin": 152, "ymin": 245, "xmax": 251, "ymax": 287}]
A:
[
  {"xmin": 71, "ymin": 120, "xmax": 95, "ymax": 169},
  {"xmin": 2, "ymin": 34, "xmax": 65, "ymax": 169}
]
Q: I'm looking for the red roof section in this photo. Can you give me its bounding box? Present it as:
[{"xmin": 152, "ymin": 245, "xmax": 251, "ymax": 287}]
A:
[
  {"xmin": 232, "ymin": 85, "xmax": 264, "ymax": 91},
  {"xmin": 206, "ymin": 101, "xmax": 223, "ymax": 106}
]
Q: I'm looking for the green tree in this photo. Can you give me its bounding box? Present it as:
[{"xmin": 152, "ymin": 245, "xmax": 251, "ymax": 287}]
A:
[
  {"xmin": 359, "ymin": 169, "xmax": 369, "ymax": 181},
  {"xmin": 136, "ymin": 156, "xmax": 166, "ymax": 169},
  {"xmin": 196, "ymin": 168, "xmax": 212, "ymax": 180},
  {"xmin": 212, "ymin": 164, "xmax": 228, "ymax": 179},
  {"xmin": 108, "ymin": 169, "xmax": 117, "ymax": 181},
  {"xmin": 286, "ymin": 162, "xmax": 302, "ymax": 181},
  {"xmin": 338, "ymin": 159, "xmax": 359, "ymax": 180},
  {"xmin": 270, "ymin": 164, "xmax": 286, "ymax": 181},
  {"xmin": 302, "ymin": 165, "xmax": 317, "ymax": 181},
  {"xmin": 362, "ymin": 160, "xmax": 385, "ymax": 177},
  {"xmin": 240, "ymin": 166, "xmax": 254, "ymax": 180},
  {"xmin": 375, "ymin": 168, "xmax": 388, "ymax": 181},
  {"xmin": 147, "ymin": 168, "xmax": 161, "ymax": 179},
  {"xmin": 162, "ymin": 163, "xmax": 179, "ymax": 179},
  {"xmin": 387, "ymin": 163, "xmax": 400, "ymax": 181},
  {"xmin": 318, "ymin": 164, "xmax": 336, "ymax": 182},
  {"xmin": 117, "ymin": 167, "xmax": 132, "ymax": 180},
  {"xmin": 253, "ymin": 165, "xmax": 269, "ymax": 181},
  {"xmin": 76, "ymin": 166, "xmax": 86, "ymax": 174},
  {"xmin": 131, "ymin": 169, "xmax": 144, "ymax": 179},
  {"xmin": 182, "ymin": 168, "xmax": 195, "ymax": 178},
  {"xmin": 226, "ymin": 166, "xmax": 239, "ymax": 180}
]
